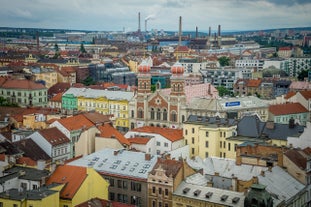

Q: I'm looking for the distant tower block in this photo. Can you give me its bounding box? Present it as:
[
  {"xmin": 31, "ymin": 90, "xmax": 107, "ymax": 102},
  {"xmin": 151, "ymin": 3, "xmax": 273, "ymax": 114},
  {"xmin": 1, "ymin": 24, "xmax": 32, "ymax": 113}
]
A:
[{"xmin": 178, "ymin": 16, "xmax": 182, "ymax": 46}]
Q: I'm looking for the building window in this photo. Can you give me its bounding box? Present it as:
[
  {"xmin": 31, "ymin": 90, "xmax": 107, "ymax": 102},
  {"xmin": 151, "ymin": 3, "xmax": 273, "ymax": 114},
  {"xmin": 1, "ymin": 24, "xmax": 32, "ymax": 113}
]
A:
[
  {"xmin": 192, "ymin": 128, "xmax": 195, "ymax": 133},
  {"xmin": 109, "ymin": 192, "xmax": 115, "ymax": 201},
  {"xmin": 220, "ymin": 131, "xmax": 222, "ymax": 137},
  {"xmin": 163, "ymin": 109, "xmax": 167, "ymax": 121},
  {"xmin": 220, "ymin": 141, "xmax": 222, "ymax": 148},
  {"xmin": 138, "ymin": 108, "xmax": 143, "ymax": 118},
  {"xmin": 185, "ymin": 129, "xmax": 188, "ymax": 135},
  {"xmin": 223, "ymin": 141, "xmax": 226, "ymax": 148},
  {"xmin": 150, "ymin": 108, "xmax": 155, "ymax": 120},
  {"xmin": 205, "ymin": 152, "xmax": 209, "ymax": 158},
  {"xmin": 123, "ymin": 181, "xmax": 127, "ymax": 189},
  {"xmin": 171, "ymin": 111, "xmax": 177, "ymax": 122},
  {"xmin": 159, "ymin": 187, "xmax": 162, "ymax": 195},
  {"xmin": 205, "ymin": 141, "xmax": 209, "ymax": 148},
  {"xmin": 157, "ymin": 141, "xmax": 161, "ymax": 146},
  {"xmin": 185, "ymin": 139, "xmax": 188, "ymax": 145},
  {"xmin": 228, "ymin": 143, "xmax": 231, "ymax": 151},
  {"xmin": 224, "ymin": 132, "xmax": 226, "ymax": 137},
  {"xmin": 152, "ymin": 186, "xmax": 156, "ymax": 194},
  {"xmin": 131, "ymin": 110, "xmax": 134, "ymax": 118},
  {"xmin": 164, "ymin": 142, "xmax": 168, "ymax": 147},
  {"xmin": 157, "ymin": 108, "xmax": 161, "ymax": 120},
  {"xmin": 192, "ymin": 137, "xmax": 194, "ymax": 144},
  {"xmin": 152, "ymin": 200, "xmax": 156, "ymax": 207},
  {"xmin": 118, "ymin": 180, "xmax": 122, "ymax": 188},
  {"xmin": 110, "ymin": 178, "xmax": 114, "ymax": 187},
  {"xmin": 192, "ymin": 148, "xmax": 195, "ymax": 154},
  {"xmin": 165, "ymin": 188, "xmax": 169, "ymax": 196},
  {"xmin": 206, "ymin": 131, "xmax": 209, "ymax": 137},
  {"xmin": 234, "ymin": 144, "xmax": 238, "ymax": 152}
]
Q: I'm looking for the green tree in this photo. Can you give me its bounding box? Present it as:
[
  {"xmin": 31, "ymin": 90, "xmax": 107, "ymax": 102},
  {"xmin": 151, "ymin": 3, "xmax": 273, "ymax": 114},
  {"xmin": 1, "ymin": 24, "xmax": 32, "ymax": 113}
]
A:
[
  {"xmin": 218, "ymin": 56, "xmax": 230, "ymax": 67},
  {"xmin": 80, "ymin": 43, "xmax": 87, "ymax": 54},
  {"xmin": 216, "ymin": 86, "xmax": 231, "ymax": 97},
  {"xmin": 297, "ymin": 69, "xmax": 310, "ymax": 81},
  {"xmin": 82, "ymin": 76, "xmax": 96, "ymax": 86}
]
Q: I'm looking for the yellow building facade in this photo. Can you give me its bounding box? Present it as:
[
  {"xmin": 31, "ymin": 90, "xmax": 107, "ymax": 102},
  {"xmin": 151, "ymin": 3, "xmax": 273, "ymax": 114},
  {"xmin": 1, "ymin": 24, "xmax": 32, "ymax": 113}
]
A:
[
  {"xmin": 184, "ymin": 119, "xmax": 238, "ymax": 159},
  {"xmin": 34, "ymin": 69, "xmax": 58, "ymax": 88},
  {"xmin": 77, "ymin": 96, "xmax": 130, "ymax": 132}
]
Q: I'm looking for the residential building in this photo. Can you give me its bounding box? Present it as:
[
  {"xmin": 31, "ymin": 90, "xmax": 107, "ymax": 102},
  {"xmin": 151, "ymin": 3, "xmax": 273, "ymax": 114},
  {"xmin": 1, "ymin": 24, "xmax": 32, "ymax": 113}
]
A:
[
  {"xmin": 173, "ymin": 181, "xmax": 245, "ymax": 207},
  {"xmin": 47, "ymin": 165, "xmax": 109, "ymax": 207},
  {"xmin": 235, "ymin": 59, "xmax": 264, "ymax": 70},
  {"xmin": 124, "ymin": 126, "xmax": 184, "ymax": 156},
  {"xmin": 287, "ymin": 122, "xmax": 311, "ymax": 149},
  {"xmin": 28, "ymin": 127, "xmax": 70, "ymax": 163},
  {"xmin": 295, "ymin": 90, "xmax": 311, "ymax": 113},
  {"xmin": 48, "ymin": 92, "xmax": 63, "ymax": 109},
  {"xmin": 148, "ymin": 158, "xmax": 195, "ymax": 207},
  {"xmin": 174, "ymin": 46, "xmax": 192, "ymax": 60},
  {"xmin": 280, "ymin": 58, "xmax": 311, "ymax": 77},
  {"xmin": 1, "ymin": 165, "xmax": 50, "ymax": 192},
  {"xmin": 95, "ymin": 123, "xmax": 130, "ymax": 152},
  {"xmin": 274, "ymin": 80, "xmax": 291, "ymax": 97},
  {"xmin": 289, "ymin": 81, "xmax": 311, "ymax": 92},
  {"xmin": 0, "ymin": 186, "xmax": 59, "ymax": 207},
  {"xmin": 31, "ymin": 67, "xmax": 58, "ymax": 88},
  {"xmin": 56, "ymin": 66, "xmax": 77, "ymax": 85},
  {"xmin": 183, "ymin": 96, "xmax": 269, "ymax": 121},
  {"xmin": 183, "ymin": 115, "xmax": 237, "ymax": 159},
  {"xmin": 278, "ymin": 47, "xmax": 292, "ymax": 58},
  {"xmin": 269, "ymin": 103, "xmax": 309, "ymax": 126},
  {"xmin": 49, "ymin": 114, "xmax": 95, "ymax": 158},
  {"xmin": 0, "ymin": 77, "xmax": 48, "ymax": 107},
  {"xmin": 75, "ymin": 197, "xmax": 135, "ymax": 207},
  {"xmin": 187, "ymin": 156, "xmax": 307, "ymax": 206},
  {"xmin": 68, "ymin": 149, "xmax": 158, "ymax": 207},
  {"xmin": 62, "ymin": 87, "xmax": 134, "ymax": 132}
]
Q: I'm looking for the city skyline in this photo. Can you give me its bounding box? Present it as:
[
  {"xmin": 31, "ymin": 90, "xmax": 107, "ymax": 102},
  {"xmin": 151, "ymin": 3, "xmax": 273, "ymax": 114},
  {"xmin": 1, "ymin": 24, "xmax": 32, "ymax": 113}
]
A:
[{"xmin": 0, "ymin": 0, "xmax": 311, "ymax": 32}]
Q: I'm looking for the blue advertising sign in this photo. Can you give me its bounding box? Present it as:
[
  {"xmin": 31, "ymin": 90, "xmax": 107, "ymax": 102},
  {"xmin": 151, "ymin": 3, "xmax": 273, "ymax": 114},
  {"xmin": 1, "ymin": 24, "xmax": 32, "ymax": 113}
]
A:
[{"xmin": 225, "ymin": 101, "xmax": 240, "ymax": 107}]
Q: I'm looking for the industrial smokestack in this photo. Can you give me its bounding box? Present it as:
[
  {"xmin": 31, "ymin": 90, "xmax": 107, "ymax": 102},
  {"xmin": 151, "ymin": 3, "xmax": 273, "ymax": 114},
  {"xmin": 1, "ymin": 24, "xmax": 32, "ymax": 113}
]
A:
[
  {"xmin": 36, "ymin": 31, "xmax": 39, "ymax": 51},
  {"xmin": 178, "ymin": 16, "xmax": 182, "ymax": 46},
  {"xmin": 145, "ymin": 20, "xmax": 147, "ymax": 32},
  {"xmin": 209, "ymin": 26, "xmax": 211, "ymax": 38},
  {"xmin": 138, "ymin": 12, "xmax": 141, "ymax": 33},
  {"xmin": 218, "ymin": 25, "xmax": 221, "ymax": 37},
  {"xmin": 218, "ymin": 24, "xmax": 222, "ymax": 48},
  {"xmin": 196, "ymin": 26, "xmax": 198, "ymax": 39}
]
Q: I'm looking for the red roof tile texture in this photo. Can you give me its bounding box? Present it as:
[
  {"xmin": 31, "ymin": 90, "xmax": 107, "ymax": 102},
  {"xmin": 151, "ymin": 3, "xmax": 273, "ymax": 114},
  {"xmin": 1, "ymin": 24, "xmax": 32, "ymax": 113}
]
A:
[
  {"xmin": 0, "ymin": 78, "xmax": 46, "ymax": 90},
  {"xmin": 269, "ymin": 103, "xmax": 308, "ymax": 116},
  {"xmin": 55, "ymin": 114, "xmax": 94, "ymax": 131},
  {"xmin": 299, "ymin": 90, "xmax": 311, "ymax": 100},
  {"xmin": 127, "ymin": 137, "xmax": 151, "ymax": 145},
  {"xmin": 130, "ymin": 126, "xmax": 183, "ymax": 142},
  {"xmin": 247, "ymin": 79, "xmax": 262, "ymax": 87},
  {"xmin": 39, "ymin": 127, "xmax": 70, "ymax": 146},
  {"xmin": 46, "ymin": 165, "xmax": 87, "ymax": 199},
  {"xmin": 97, "ymin": 124, "xmax": 130, "ymax": 146}
]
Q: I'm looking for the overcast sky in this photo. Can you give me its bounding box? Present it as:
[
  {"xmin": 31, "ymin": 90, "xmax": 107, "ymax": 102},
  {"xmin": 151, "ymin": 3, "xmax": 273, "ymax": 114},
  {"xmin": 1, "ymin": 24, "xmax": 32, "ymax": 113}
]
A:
[{"xmin": 1, "ymin": 0, "xmax": 310, "ymax": 32}]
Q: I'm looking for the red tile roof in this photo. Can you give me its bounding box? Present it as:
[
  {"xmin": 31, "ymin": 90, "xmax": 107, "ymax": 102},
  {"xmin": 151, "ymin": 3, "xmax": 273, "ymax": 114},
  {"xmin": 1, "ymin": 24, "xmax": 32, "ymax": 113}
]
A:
[
  {"xmin": 38, "ymin": 127, "xmax": 70, "ymax": 146},
  {"xmin": 16, "ymin": 157, "xmax": 37, "ymax": 167},
  {"xmin": 130, "ymin": 126, "xmax": 183, "ymax": 142},
  {"xmin": 279, "ymin": 47, "xmax": 292, "ymax": 51},
  {"xmin": 290, "ymin": 81, "xmax": 311, "ymax": 90},
  {"xmin": 1, "ymin": 79, "xmax": 46, "ymax": 90},
  {"xmin": 46, "ymin": 165, "xmax": 87, "ymax": 199},
  {"xmin": 0, "ymin": 154, "xmax": 6, "ymax": 162},
  {"xmin": 50, "ymin": 92, "xmax": 63, "ymax": 102},
  {"xmin": 284, "ymin": 91, "xmax": 296, "ymax": 99},
  {"xmin": 54, "ymin": 114, "xmax": 94, "ymax": 131},
  {"xmin": 97, "ymin": 124, "xmax": 130, "ymax": 146},
  {"xmin": 247, "ymin": 79, "xmax": 262, "ymax": 87},
  {"xmin": 128, "ymin": 137, "xmax": 151, "ymax": 145},
  {"xmin": 82, "ymin": 112, "xmax": 112, "ymax": 125},
  {"xmin": 269, "ymin": 103, "xmax": 308, "ymax": 116},
  {"xmin": 175, "ymin": 46, "xmax": 190, "ymax": 52},
  {"xmin": 299, "ymin": 90, "xmax": 311, "ymax": 100}
]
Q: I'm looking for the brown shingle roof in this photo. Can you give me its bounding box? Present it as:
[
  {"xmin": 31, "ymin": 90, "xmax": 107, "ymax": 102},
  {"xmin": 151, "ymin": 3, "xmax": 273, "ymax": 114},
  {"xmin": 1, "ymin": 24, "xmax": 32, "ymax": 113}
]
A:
[
  {"xmin": 46, "ymin": 165, "xmax": 87, "ymax": 199},
  {"xmin": 150, "ymin": 158, "xmax": 183, "ymax": 178},
  {"xmin": 284, "ymin": 149, "xmax": 306, "ymax": 170},
  {"xmin": 82, "ymin": 112, "xmax": 112, "ymax": 125},
  {"xmin": 15, "ymin": 139, "xmax": 51, "ymax": 161},
  {"xmin": 130, "ymin": 126, "xmax": 183, "ymax": 142},
  {"xmin": 97, "ymin": 124, "xmax": 130, "ymax": 146},
  {"xmin": 1, "ymin": 79, "xmax": 46, "ymax": 90},
  {"xmin": 269, "ymin": 103, "xmax": 308, "ymax": 115},
  {"xmin": 247, "ymin": 79, "xmax": 262, "ymax": 87},
  {"xmin": 38, "ymin": 127, "xmax": 70, "ymax": 146}
]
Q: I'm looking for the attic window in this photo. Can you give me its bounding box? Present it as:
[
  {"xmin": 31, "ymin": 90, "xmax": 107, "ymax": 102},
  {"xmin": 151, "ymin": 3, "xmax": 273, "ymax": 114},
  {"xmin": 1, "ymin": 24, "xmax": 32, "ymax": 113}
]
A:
[
  {"xmin": 183, "ymin": 187, "xmax": 190, "ymax": 194},
  {"xmin": 205, "ymin": 192, "xmax": 213, "ymax": 198},
  {"xmin": 221, "ymin": 195, "xmax": 228, "ymax": 201},
  {"xmin": 193, "ymin": 189, "xmax": 201, "ymax": 196},
  {"xmin": 232, "ymin": 197, "xmax": 240, "ymax": 203}
]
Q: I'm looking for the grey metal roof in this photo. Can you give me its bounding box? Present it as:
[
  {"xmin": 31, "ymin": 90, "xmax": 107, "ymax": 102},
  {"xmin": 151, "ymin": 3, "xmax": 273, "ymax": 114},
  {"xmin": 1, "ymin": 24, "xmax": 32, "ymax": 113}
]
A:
[
  {"xmin": 68, "ymin": 148, "xmax": 158, "ymax": 180},
  {"xmin": 63, "ymin": 87, "xmax": 134, "ymax": 101},
  {"xmin": 186, "ymin": 156, "xmax": 305, "ymax": 206},
  {"xmin": 237, "ymin": 115, "xmax": 304, "ymax": 140},
  {"xmin": 4, "ymin": 166, "xmax": 50, "ymax": 181},
  {"xmin": 0, "ymin": 187, "xmax": 57, "ymax": 201},
  {"xmin": 185, "ymin": 115, "xmax": 237, "ymax": 126},
  {"xmin": 174, "ymin": 181, "xmax": 245, "ymax": 207}
]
